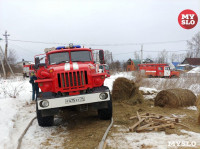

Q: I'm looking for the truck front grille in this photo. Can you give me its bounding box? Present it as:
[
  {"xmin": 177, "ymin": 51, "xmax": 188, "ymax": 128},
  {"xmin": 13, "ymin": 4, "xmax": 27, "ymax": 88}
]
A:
[{"xmin": 57, "ymin": 71, "xmax": 88, "ymax": 89}]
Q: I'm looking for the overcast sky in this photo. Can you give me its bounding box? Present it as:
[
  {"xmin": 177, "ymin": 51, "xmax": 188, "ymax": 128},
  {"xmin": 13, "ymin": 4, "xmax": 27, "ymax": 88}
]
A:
[{"xmin": 0, "ymin": 0, "xmax": 200, "ymax": 62}]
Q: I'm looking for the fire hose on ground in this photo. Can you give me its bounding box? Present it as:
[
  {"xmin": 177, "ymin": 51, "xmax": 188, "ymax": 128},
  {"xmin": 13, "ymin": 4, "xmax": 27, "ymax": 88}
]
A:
[{"xmin": 98, "ymin": 117, "xmax": 114, "ymax": 149}]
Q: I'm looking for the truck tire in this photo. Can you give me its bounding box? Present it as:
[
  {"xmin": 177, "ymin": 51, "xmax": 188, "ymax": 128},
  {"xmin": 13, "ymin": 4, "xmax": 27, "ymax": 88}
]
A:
[
  {"xmin": 36, "ymin": 104, "xmax": 54, "ymax": 127},
  {"xmin": 98, "ymin": 99, "xmax": 112, "ymax": 120}
]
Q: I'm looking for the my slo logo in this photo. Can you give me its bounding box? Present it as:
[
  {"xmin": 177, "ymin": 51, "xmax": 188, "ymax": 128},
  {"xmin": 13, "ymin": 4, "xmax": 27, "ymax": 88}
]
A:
[{"xmin": 178, "ymin": 9, "xmax": 198, "ymax": 29}]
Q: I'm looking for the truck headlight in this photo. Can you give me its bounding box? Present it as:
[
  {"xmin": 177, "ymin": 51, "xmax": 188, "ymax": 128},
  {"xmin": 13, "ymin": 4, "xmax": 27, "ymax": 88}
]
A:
[
  {"xmin": 40, "ymin": 100, "xmax": 49, "ymax": 107},
  {"xmin": 99, "ymin": 93, "xmax": 108, "ymax": 100}
]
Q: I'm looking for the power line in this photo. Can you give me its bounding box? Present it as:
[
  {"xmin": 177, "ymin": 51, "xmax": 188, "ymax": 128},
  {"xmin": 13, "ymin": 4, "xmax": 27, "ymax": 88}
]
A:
[
  {"xmin": 84, "ymin": 40, "xmax": 187, "ymax": 46},
  {"xmin": 113, "ymin": 49, "xmax": 188, "ymax": 55},
  {"xmin": 5, "ymin": 38, "xmax": 188, "ymax": 46},
  {"xmin": 7, "ymin": 39, "xmax": 66, "ymax": 45}
]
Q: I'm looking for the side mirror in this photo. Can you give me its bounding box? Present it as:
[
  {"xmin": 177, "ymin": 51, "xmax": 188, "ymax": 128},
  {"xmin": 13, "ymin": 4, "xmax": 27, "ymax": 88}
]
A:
[
  {"xmin": 99, "ymin": 50, "xmax": 104, "ymax": 64},
  {"xmin": 34, "ymin": 57, "xmax": 40, "ymax": 69}
]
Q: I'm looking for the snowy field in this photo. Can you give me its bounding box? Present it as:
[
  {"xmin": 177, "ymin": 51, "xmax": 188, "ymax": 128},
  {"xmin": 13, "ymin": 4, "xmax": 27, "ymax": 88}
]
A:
[{"xmin": 0, "ymin": 72, "xmax": 199, "ymax": 149}]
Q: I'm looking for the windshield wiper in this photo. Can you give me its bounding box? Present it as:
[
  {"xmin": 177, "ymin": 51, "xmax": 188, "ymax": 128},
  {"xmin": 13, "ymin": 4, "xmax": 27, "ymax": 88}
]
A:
[
  {"xmin": 72, "ymin": 60, "xmax": 88, "ymax": 62},
  {"xmin": 58, "ymin": 61, "xmax": 69, "ymax": 64},
  {"xmin": 50, "ymin": 61, "xmax": 69, "ymax": 65},
  {"xmin": 56, "ymin": 61, "xmax": 69, "ymax": 64}
]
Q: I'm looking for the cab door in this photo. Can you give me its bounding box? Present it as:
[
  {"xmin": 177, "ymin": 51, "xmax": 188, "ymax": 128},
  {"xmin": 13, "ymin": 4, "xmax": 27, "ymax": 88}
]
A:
[
  {"xmin": 164, "ymin": 66, "xmax": 170, "ymax": 77},
  {"xmin": 157, "ymin": 66, "xmax": 164, "ymax": 77}
]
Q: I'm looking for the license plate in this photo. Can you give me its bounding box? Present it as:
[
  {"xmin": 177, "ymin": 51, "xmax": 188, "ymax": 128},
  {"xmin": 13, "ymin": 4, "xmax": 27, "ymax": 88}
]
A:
[{"xmin": 65, "ymin": 97, "xmax": 85, "ymax": 104}]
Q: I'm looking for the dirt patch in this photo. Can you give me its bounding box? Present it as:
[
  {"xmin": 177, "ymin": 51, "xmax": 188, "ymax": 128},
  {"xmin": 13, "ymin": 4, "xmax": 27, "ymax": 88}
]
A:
[
  {"xmin": 108, "ymin": 100, "xmax": 200, "ymax": 137},
  {"xmin": 112, "ymin": 77, "xmax": 144, "ymax": 105},
  {"xmin": 60, "ymin": 110, "xmax": 110, "ymax": 149},
  {"xmin": 154, "ymin": 88, "xmax": 196, "ymax": 108}
]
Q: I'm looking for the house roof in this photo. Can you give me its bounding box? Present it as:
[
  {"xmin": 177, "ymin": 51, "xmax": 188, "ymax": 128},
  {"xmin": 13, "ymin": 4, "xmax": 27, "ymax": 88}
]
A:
[
  {"xmin": 172, "ymin": 62, "xmax": 180, "ymax": 67},
  {"xmin": 132, "ymin": 60, "xmax": 141, "ymax": 67},
  {"xmin": 182, "ymin": 58, "xmax": 200, "ymax": 65}
]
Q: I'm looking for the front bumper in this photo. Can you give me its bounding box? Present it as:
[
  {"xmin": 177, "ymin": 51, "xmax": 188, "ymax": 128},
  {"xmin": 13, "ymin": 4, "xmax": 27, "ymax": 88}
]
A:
[{"xmin": 37, "ymin": 91, "xmax": 110, "ymax": 110}]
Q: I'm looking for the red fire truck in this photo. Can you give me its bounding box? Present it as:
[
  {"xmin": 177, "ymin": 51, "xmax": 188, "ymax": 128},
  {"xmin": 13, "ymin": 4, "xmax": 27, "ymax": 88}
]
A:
[
  {"xmin": 138, "ymin": 63, "xmax": 179, "ymax": 78},
  {"xmin": 23, "ymin": 64, "xmax": 34, "ymax": 77},
  {"xmin": 34, "ymin": 44, "xmax": 112, "ymax": 126}
]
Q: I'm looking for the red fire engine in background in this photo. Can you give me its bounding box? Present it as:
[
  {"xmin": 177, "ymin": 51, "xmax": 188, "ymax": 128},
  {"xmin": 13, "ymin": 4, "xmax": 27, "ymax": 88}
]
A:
[
  {"xmin": 23, "ymin": 64, "xmax": 34, "ymax": 77},
  {"xmin": 138, "ymin": 63, "xmax": 180, "ymax": 78}
]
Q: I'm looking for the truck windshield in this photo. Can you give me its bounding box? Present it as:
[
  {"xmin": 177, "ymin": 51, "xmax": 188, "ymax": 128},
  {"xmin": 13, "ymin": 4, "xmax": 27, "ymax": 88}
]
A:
[
  {"xmin": 71, "ymin": 51, "xmax": 91, "ymax": 62},
  {"xmin": 49, "ymin": 52, "xmax": 69, "ymax": 64}
]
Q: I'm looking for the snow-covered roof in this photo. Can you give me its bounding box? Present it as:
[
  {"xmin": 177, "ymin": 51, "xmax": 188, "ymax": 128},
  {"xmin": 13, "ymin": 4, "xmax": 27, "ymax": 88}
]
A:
[{"xmin": 187, "ymin": 66, "xmax": 200, "ymax": 73}]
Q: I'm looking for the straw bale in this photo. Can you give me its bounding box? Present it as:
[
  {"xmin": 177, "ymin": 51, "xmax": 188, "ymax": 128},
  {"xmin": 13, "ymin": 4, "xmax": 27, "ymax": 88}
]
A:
[
  {"xmin": 154, "ymin": 88, "xmax": 196, "ymax": 108},
  {"xmin": 112, "ymin": 77, "xmax": 143, "ymax": 105}
]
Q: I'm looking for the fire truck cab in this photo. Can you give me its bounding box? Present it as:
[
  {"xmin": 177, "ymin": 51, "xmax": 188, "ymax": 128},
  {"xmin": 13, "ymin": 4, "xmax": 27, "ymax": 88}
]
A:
[
  {"xmin": 138, "ymin": 63, "xmax": 179, "ymax": 78},
  {"xmin": 34, "ymin": 45, "xmax": 112, "ymax": 127}
]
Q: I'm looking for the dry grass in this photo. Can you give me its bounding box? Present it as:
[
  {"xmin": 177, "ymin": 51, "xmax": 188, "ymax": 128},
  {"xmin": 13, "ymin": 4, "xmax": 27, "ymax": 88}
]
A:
[
  {"xmin": 108, "ymin": 100, "xmax": 200, "ymax": 138},
  {"xmin": 139, "ymin": 74, "xmax": 200, "ymax": 94},
  {"xmin": 132, "ymin": 71, "xmax": 145, "ymax": 86}
]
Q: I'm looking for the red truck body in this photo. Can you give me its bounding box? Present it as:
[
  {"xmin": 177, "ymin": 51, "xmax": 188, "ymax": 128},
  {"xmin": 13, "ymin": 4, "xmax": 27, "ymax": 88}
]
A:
[
  {"xmin": 35, "ymin": 48, "xmax": 107, "ymax": 94},
  {"xmin": 138, "ymin": 63, "xmax": 179, "ymax": 78},
  {"xmin": 33, "ymin": 45, "xmax": 112, "ymax": 126}
]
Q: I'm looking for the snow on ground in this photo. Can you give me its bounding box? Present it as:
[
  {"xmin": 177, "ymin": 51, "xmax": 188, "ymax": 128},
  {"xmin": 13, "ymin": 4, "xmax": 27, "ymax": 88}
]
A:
[
  {"xmin": 0, "ymin": 77, "xmax": 67, "ymax": 149},
  {"xmin": 107, "ymin": 127, "xmax": 200, "ymax": 149},
  {"xmin": 187, "ymin": 67, "xmax": 200, "ymax": 73},
  {"xmin": 0, "ymin": 98, "xmax": 18, "ymax": 149},
  {"xmin": 185, "ymin": 106, "xmax": 198, "ymax": 111},
  {"xmin": 139, "ymin": 87, "xmax": 158, "ymax": 100},
  {"xmin": 139, "ymin": 87, "xmax": 158, "ymax": 94},
  {"xmin": 0, "ymin": 77, "xmax": 35, "ymax": 149},
  {"xmin": 21, "ymin": 119, "xmax": 66, "ymax": 149},
  {"xmin": 104, "ymin": 72, "xmax": 134, "ymax": 90}
]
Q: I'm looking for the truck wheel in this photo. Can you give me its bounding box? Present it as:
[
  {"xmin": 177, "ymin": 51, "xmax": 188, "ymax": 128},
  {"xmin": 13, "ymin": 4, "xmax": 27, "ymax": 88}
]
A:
[
  {"xmin": 36, "ymin": 104, "xmax": 54, "ymax": 127},
  {"xmin": 98, "ymin": 99, "xmax": 112, "ymax": 120}
]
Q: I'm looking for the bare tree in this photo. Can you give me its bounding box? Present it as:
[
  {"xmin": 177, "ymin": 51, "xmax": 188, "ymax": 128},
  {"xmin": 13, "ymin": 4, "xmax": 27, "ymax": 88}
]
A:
[
  {"xmin": 170, "ymin": 53, "xmax": 177, "ymax": 62},
  {"xmin": 156, "ymin": 49, "xmax": 168, "ymax": 63},
  {"xmin": 134, "ymin": 51, "xmax": 140, "ymax": 60},
  {"xmin": 109, "ymin": 60, "xmax": 121, "ymax": 72},
  {"xmin": 187, "ymin": 32, "xmax": 200, "ymax": 58},
  {"xmin": 178, "ymin": 53, "xmax": 186, "ymax": 63},
  {"xmin": 104, "ymin": 50, "xmax": 112, "ymax": 64},
  {"xmin": 0, "ymin": 49, "xmax": 19, "ymax": 76},
  {"xmin": 121, "ymin": 60, "xmax": 127, "ymax": 71},
  {"xmin": 7, "ymin": 49, "xmax": 17, "ymax": 65}
]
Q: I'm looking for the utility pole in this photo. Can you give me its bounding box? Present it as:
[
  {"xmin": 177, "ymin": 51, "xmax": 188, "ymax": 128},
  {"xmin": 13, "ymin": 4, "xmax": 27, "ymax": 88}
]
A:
[
  {"xmin": 3, "ymin": 31, "xmax": 10, "ymax": 78},
  {"xmin": 3, "ymin": 30, "xmax": 10, "ymax": 60},
  {"xmin": 111, "ymin": 52, "xmax": 113, "ymax": 63},
  {"xmin": 141, "ymin": 44, "xmax": 143, "ymax": 64}
]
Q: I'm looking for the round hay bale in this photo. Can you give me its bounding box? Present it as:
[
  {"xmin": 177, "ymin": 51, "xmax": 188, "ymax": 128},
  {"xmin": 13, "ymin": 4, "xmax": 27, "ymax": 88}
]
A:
[
  {"xmin": 112, "ymin": 77, "xmax": 143, "ymax": 105},
  {"xmin": 196, "ymin": 95, "xmax": 200, "ymax": 124},
  {"xmin": 154, "ymin": 88, "xmax": 196, "ymax": 108}
]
